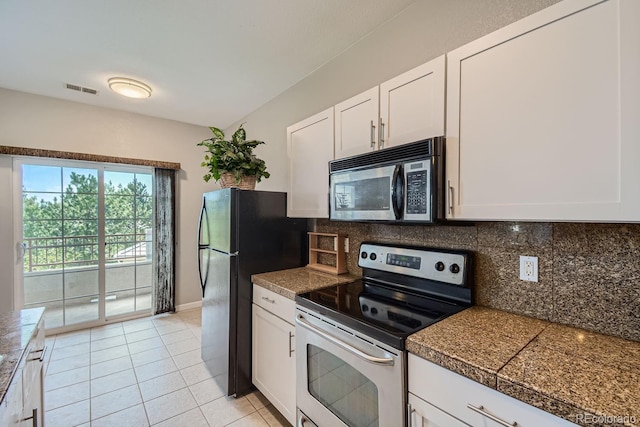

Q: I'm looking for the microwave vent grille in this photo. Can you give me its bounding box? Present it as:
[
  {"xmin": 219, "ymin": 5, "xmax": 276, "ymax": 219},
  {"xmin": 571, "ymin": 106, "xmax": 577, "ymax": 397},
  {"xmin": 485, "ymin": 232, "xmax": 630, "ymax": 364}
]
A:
[{"xmin": 330, "ymin": 137, "xmax": 441, "ymax": 172}]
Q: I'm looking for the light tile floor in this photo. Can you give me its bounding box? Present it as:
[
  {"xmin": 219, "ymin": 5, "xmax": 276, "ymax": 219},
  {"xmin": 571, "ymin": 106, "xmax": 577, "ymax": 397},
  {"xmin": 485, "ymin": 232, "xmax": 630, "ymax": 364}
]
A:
[{"xmin": 43, "ymin": 308, "xmax": 290, "ymax": 427}]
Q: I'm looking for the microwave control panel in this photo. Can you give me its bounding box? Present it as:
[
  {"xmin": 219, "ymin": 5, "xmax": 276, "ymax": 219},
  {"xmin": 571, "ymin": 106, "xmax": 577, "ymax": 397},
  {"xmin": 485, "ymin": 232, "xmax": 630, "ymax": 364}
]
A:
[{"xmin": 405, "ymin": 161, "xmax": 430, "ymax": 216}]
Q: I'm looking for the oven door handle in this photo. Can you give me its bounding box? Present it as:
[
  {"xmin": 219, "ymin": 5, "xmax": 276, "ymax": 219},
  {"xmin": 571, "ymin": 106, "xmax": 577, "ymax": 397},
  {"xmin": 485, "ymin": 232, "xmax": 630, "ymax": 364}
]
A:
[{"xmin": 296, "ymin": 314, "xmax": 395, "ymax": 366}]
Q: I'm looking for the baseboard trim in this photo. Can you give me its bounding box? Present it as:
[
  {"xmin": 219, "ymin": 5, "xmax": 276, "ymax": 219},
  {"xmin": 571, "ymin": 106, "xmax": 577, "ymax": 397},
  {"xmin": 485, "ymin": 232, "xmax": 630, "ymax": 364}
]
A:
[{"xmin": 175, "ymin": 300, "xmax": 202, "ymax": 312}]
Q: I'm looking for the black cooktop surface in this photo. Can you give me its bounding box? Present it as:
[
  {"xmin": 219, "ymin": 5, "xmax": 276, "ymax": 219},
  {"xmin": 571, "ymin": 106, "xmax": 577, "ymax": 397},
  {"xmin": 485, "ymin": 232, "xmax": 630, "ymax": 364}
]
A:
[{"xmin": 295, "ymin": 279, "xmax": 467, "ymax": 350}]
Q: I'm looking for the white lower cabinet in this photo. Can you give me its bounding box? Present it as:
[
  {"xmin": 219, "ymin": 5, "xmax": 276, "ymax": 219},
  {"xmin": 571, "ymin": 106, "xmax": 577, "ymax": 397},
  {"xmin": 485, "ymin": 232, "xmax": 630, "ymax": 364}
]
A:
[
  {"xmin": 21, "ymin": 318, "xmax": 45, "ymax": 427},
  {"xmin": 0, "ymin": 369, "xmax": 23, "ymax": 427},
  {"xmin": 1, "ymin": 317, "xmax": 44, "ymax": 427},
  {"xmin": 408, "ymin": 354, "xmax": 575, "ymax": 427},
  {"xmin": 252, "ymin": 285, "xmax": 296, "ymax": 425}
]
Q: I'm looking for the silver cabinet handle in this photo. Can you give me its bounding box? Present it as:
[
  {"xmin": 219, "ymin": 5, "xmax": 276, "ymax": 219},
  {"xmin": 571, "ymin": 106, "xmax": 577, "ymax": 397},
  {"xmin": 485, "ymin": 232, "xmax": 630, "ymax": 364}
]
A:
[
  {"xmin": 407, "ymin": 402, "xmax": 416, "ymax": 426},
  {"xmin": 28, "ymin": 346, "xmax": 46, "ymax": 363},
  {"xmin": 370, "ymin": 120, "xmax": 376, "ymax": 148},
  {"xmin": 296, "ymin": 314, "xmax": 394, "ymax": 365},
  {"xmin": 22, "ymin": 408, "xmax": 38, "ymax": 427},
  {"xmin": 378, "ymin": 117, "xmax": 385, "ymax": 149},
  {"xmin": 261, "ymin": 296, "xmax": 275, "ymax": 304},
  {"xmin": 447, "ymin": 180, "xmax": 454, "ymax": 216},
  {"xmin": 467, "ymin": 404, "xmax": 517, "ymax": 427},
  {"xmin": 288, "ymin": 331, "xmax": 294, "ymax": 357}
]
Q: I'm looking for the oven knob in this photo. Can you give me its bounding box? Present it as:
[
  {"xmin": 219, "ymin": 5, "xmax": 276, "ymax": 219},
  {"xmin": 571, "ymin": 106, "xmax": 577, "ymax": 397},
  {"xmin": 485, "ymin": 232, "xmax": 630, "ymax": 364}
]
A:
[
  {"xmin": 450, "ymin": 263, "xmax": 460, "ymax": 274},
  {"xmin": 435, "ymin": 261, "xmax": 445, "ymax": 271},
  {"xmin": 361, "ymin": 252, "xmax": 368, "ymax": 259},
  {"xmin": 361, "ymin": 304, "xmax": 369, "ymax": 312},
  {"xmin": 370, "ymin": 307, "xmax": 378, "ymax": 315},
  {"xmin": 369, "ymin": 253, "xmax": 377, "ymax": 261}
]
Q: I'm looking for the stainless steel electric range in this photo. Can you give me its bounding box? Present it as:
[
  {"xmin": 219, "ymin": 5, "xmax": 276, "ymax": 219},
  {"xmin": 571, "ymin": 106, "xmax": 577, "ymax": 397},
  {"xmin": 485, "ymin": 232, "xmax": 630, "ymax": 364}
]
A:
[{"xmin": 295, "ymin": 242, "xmax": 473, "ymax": 427}]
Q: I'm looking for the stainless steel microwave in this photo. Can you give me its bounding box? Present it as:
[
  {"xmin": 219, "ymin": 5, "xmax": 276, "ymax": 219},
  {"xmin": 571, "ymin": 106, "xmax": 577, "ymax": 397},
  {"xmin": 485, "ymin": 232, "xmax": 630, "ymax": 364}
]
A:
[{"xmin": 329, "ymin": 137, "xmax": 444, "ymax": 223}]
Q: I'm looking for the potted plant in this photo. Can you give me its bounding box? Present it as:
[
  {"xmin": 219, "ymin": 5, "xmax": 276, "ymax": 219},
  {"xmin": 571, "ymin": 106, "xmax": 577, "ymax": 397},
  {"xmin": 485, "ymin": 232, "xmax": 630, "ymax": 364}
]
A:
[{"xmin": 197, "ymin": 123, "xmax": 270, "ymax": 190}]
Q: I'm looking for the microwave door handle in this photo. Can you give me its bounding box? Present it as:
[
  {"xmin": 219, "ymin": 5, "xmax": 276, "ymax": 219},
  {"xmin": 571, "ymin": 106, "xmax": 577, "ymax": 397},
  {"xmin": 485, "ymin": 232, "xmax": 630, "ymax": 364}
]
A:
[{"xmin": 391, "ymin": 164, "xmax": 404, "ymax": 220}]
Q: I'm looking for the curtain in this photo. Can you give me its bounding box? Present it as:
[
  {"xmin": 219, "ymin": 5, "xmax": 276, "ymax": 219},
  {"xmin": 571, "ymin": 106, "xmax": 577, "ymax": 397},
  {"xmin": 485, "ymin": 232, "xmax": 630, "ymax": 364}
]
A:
[{"xmin": 153, "ymin": 168, "xmax": 176, "ymax": 314}]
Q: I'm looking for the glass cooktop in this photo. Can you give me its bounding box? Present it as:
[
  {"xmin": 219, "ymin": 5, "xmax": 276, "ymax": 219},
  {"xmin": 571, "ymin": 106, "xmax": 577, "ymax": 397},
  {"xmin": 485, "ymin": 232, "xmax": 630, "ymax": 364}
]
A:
[{"xmin": 295, "ymin": 280, "xmax": 466, "ymax": 350}]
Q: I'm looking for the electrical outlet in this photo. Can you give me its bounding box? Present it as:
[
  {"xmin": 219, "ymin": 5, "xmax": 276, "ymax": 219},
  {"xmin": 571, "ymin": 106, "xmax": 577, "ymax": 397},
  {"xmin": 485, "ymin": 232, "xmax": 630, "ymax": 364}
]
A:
[
  {"xmin": 519, "ymin": 256, "xmax": 538, "ymax": 282},
  {"xmin": 344, "ymin": 238, "xmax": 349, "ymax": 253}
]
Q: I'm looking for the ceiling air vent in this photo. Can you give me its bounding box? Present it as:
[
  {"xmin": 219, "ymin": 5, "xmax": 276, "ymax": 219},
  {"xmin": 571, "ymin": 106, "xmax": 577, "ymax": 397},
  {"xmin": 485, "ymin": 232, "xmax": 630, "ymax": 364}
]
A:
[{"xmin": 65, "ymin": 83, "xmax": 99, "ymax": 95}]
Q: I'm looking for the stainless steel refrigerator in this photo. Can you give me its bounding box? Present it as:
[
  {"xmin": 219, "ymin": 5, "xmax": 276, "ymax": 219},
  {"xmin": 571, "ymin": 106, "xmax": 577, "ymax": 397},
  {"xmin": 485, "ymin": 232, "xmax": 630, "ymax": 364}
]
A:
[{"xmin": 198, "ymin": 188, "xmax": 308, "ymax": 397}]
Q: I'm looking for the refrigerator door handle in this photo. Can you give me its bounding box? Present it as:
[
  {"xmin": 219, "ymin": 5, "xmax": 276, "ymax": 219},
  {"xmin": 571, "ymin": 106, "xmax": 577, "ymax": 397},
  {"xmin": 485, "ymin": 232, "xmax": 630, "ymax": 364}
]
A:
[
  {"xmin": 198, "ymin": 249, "xmax": 206, "ymax": 298},
  {"xmin": 198, "ymin": 198, "xmax": 207, "ymax": 247},
  {"xmin": 198, "ymin": 200, "xmax": 208, "ymax": 297}
]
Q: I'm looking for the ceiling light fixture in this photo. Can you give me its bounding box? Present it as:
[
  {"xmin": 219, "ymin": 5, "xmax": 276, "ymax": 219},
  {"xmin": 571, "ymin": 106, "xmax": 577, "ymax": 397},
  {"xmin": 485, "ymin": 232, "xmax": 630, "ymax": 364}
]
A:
[{"xmin": 108, "ymin": 77, "xmax": 152, "ymax": 99}]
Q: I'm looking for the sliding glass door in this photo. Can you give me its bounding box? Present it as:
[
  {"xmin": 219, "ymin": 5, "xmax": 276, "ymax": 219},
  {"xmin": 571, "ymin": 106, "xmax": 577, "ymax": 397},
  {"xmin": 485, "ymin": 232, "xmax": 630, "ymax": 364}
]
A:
[
  {"xmin": 18, "ymin": 159, "xmax": 153, "ymax": 332},
  {"xmin": 104, "ymin": 170, "xmax": 153, "ymax": 317},
  {"xmin": 21, "ymin": 164, "xmax": 100, "ymax": 328}
]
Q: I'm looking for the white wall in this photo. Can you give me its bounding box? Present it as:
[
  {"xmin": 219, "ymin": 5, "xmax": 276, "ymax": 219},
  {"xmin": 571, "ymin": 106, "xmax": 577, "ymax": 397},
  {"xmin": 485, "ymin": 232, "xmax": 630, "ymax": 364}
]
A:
[
  {"xmin": 0, "ymin": 88, "xmax": 213, "ymax": 309},
  {"xmin": 227, "ymin": 0, "xmax": 561, "ymax": 192}
]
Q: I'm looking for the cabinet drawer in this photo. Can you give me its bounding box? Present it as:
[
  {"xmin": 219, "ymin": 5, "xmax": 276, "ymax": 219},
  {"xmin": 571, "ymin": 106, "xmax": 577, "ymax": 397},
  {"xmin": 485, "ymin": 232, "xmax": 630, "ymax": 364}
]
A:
[
  {"xmin": 409, "ymin": 392, "xmax": 468, "ymax": 427},
  {"xmin": 253, "ymin": 285, "xmax": 295, "ymax": 323},
  {"xmin": 408, "ymin": 354, "xmax": 575, "ymax": 427}
]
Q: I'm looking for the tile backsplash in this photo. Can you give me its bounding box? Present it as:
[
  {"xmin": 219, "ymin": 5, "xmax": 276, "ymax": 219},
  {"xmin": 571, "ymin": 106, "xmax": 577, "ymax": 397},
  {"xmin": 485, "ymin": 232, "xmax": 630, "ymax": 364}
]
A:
[{"xmin": 315, "ymin": 220, "xmax": 640, "ymax": 342}]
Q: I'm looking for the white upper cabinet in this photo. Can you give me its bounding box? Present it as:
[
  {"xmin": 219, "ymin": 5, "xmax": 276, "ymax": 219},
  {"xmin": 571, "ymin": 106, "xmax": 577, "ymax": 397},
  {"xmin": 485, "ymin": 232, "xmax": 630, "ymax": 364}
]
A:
[
  {"xmin": 380, "ymin": 55, "xmax": 445, "ymax": 149},
  {"xmin": 334, "ymin": 87, "xmax": 379, "ymax": 159},
  {"xmin": 446, "ymin": 0, "xmax": 640, "ymax": 221},
  {"xmin": 287, "ymin": 107, "xmax": 334, "ymax": 218},
  {"xmin": 333, "ymin": 55, "xmax": 446, "ymax": 159}
]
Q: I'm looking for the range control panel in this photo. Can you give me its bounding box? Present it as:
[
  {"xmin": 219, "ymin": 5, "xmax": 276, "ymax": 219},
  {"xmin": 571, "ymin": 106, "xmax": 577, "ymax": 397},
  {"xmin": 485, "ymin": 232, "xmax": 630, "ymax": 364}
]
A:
[{"xmin": 358, "ymin": 243, "xmax": 468, "ymax": 286}]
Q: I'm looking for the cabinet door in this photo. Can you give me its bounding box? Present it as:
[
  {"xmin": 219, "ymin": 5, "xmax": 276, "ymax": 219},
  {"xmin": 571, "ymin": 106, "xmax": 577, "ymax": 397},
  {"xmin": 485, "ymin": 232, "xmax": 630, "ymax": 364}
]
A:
[
  {"xmin": 1, "ymin": 368, "xmax": 22, "ymax": 427},
  {"xmin": 446, "ymin": 0, "xmax": 640, "ymax": 221},
  {"xmin": 21, "ymin": 367, "xmax": 42, "ymax": 427},
  {"xmin": 380, "ymin": 56, "xmax": 445, "ymax": 149},
  {"xmin": 287, "ymin": 107, "xmax": 334, "ymax": 218},
  {"xmin": 21, "ymin": 319, "xmax": 44, "ymax": 427},
  {"xmin": 252, "ymin": 304, "xmax": 296, "ymax": 425},
  {"xmin": 408, "ymin": 393, "xmax": 468, "ymax": 427},
  {"xmin": 334, "ymin": 86, "xmax": 379, "ymax": 158}
]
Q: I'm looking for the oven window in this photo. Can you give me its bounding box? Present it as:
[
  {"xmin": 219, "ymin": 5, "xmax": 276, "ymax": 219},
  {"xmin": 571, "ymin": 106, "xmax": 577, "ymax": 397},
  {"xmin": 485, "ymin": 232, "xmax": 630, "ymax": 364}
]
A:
[
  {"xmin": 307, "ymin": 344, "xmax": 379, "ymax": 427},
  {"xmin": 335, "ymin": 177, "xmax": 390, "ymax": 211}
]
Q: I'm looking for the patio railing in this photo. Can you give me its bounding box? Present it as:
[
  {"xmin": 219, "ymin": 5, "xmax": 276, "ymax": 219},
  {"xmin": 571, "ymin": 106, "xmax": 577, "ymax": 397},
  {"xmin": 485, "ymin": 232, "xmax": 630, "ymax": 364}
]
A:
[{"xmin": 23, "ymin": 233, "xmax": 151, "ymax": 272}]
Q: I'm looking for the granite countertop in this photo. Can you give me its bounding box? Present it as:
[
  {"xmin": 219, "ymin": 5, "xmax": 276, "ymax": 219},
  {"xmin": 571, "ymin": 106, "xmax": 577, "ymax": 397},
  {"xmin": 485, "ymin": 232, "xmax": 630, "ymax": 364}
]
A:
[
  {"xmin": 0, "ymin": 307, "xmax": 45, "ymax": 404},
  {"xmin": 252, "ymin": 267, "xmax": 359, "ymax": 300},
  {"xmin": 407, "ymin": 306, "xmax": 640, "ymax": 426}
]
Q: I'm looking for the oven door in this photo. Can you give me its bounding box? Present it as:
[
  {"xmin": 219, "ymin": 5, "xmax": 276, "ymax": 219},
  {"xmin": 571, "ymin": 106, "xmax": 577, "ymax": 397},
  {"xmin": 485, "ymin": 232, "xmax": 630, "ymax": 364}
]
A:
[
  {"xmin": 295, "ymin": 308, "xmax": 405, "ymax": 427},
  {"xmin": 330, "ymin": 163, "xmax": 403, "ymax": 221}
]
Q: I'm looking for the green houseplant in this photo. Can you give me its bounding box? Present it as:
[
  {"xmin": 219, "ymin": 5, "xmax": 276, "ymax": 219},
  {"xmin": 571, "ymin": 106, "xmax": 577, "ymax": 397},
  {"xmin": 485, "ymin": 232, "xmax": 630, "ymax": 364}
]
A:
[{"xmin": 197, "ymin": 124, "xmax": 270, "ymax": 189}]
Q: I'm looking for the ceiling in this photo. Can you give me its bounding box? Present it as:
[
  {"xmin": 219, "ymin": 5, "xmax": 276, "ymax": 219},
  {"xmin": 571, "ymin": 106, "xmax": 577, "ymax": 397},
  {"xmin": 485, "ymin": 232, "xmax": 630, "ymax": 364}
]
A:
[{"xmin": 0, "ymin": 0, "xmax": 416, "ymax": 128}]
